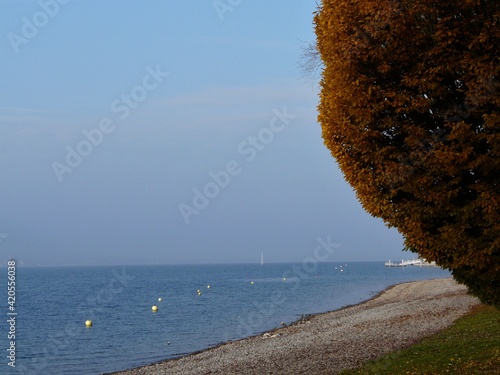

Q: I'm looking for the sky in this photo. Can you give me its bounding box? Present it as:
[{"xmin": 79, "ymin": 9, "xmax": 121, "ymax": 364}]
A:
[{"xmin": 0, "ymin": 0, "xmax": 407, "ymax": 267}]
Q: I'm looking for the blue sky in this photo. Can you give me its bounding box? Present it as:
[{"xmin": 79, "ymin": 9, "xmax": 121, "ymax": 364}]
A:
[{"xmin": 0, "ymin": 0, "xmax": 406, "ymax": 266}]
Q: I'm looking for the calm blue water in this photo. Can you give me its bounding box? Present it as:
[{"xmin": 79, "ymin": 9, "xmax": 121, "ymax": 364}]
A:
[{"xmin": 0, "ymin": 262, "xmax": 450, "ymax": 375}]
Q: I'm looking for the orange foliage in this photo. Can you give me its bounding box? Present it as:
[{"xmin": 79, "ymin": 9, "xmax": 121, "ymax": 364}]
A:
[{"xmin": 315, "ymin": 0, "xmax": 499, "ymax": 305}]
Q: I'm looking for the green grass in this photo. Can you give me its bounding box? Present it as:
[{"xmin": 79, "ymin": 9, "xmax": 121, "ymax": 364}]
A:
[{"xmin": 342, "ymin": 305, "xmax": 500, "ymax": 375}]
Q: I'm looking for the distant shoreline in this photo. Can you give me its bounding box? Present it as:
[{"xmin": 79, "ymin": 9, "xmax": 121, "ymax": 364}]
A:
[
  {"xmin": 106, "ymin": 277, "xmax": 479, "ymax": 375},
  {"xmin": 14, "ymin": 260, "xmax": 390, "ymax": 268}
]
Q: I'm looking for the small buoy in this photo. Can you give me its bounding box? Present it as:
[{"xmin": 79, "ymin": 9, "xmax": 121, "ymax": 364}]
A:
[
  {"xmin": 250, "ymin": 281, "xmax": 254, "ymax": 285},
  {"xmin": 85, "ymin": 320, "xmax": 92, "ymax": 328},
  {"xmin": 207, "ymin": 285, "xmax": 211, "ymax": 289},
  {"xmin": 283, "ymin": 277, "xmax": 287, "ymax": 281},
  {"xmin": 152, "ymin": 305, "xmax": 158, "ymax": 312},
  {"xmin": 280, "ymin": 321, "xmax": 286, "ymax": 326},
  {"xmin": 167, "ymin": 341, "xmax": 171, "ymax": 345},
  {"xmin": 197, "ymin": 291, "xmax": 202, "ymax": 296},
  {"xmin": 158, "ymin": 297, "xmax": 163, "ymax": 302}
]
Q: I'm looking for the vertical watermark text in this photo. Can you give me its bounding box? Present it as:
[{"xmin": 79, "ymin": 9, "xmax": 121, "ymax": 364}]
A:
[{"xmin": 6, "ymin": 260, "xmax": 17, "ymax": 368}]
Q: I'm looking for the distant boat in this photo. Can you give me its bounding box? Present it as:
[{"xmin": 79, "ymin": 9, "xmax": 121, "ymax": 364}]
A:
[
  {"xmin": 260, "ymin": 252, "xmax": 264, "ymax": 266},
  {"xmin": 385, "ymin": 258, "xmax": 437, "ymax": 267},
  {"xmin": 385, "ymin": 260, "xmax": 405, "ymax": 267}
]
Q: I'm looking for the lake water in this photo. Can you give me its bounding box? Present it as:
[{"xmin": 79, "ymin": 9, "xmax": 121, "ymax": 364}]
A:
[{"xmin": 0, "ymin": 262, "xmax": 451, "ymax": 374}]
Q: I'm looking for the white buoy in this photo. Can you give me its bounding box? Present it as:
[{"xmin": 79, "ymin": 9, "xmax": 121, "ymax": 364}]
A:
[
  {"xmin": 158, "ymin": 297, "xmax": 163, "ymax": 302},
  {"xmin": 250, "ymin": 281, "xmax": 254, "ymax": 285},
  {"xmin": 152, "ymin": 305, "xmax": 158, "ymax": 312},
  {"xmin": 207, "ymin": 285, "xmax": 211, "ymax": 289},
  {"xmin": 85, "ymin": 320, "xmax": 92, "ymax": 328}
]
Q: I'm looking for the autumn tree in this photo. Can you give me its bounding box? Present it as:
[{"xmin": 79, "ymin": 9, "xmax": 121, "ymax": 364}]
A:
[{"xmin": 315, "ymin": 0, "xmax": 499, "ymax": 306}]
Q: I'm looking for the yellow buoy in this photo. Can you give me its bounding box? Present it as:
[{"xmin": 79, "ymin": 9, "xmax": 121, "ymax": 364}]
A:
[
  {"xmin": 85, "ymin": 320, "xmax": 92, "ymax": 328},
  {"xmin": 152, "ymin": 305, "xmax": 158, "ymax": 312}
]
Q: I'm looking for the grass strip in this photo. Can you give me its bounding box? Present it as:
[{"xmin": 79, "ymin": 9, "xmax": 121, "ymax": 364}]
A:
[{"xmin": 342, "ymin": 304, "xmax": 500, "ymax": 374}]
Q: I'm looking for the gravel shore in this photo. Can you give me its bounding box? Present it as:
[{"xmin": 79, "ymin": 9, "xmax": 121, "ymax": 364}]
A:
[{"xmin": 107, "ymin": 278, "xmax": 479, "ymax": 375}]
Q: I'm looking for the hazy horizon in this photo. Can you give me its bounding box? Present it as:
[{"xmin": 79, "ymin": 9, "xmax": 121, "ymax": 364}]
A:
[{"xmin": 1, "ymin": 1, "xmax": 407, "ymax": 268}]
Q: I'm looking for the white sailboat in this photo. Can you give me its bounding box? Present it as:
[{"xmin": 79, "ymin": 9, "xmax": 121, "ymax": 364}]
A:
[{"xmin": 260, "ymin": 252, "xmax": 264, "ymax": 266}]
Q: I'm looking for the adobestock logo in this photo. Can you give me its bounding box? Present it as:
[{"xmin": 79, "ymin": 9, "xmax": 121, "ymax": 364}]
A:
[
  {"xmin": 51, "ymin": 65, "xmax": 169, "ymax": 183},
  {"xmin": 213, "ymin": 0, "xmax": 243, "ymax": 22},
  {"xmin": 178, "ymin": 107, "xmax": 296, "ymax": 224},
  {"xmin": 7, "ymin": 0, "xmax": 71, "ymax": 54}
]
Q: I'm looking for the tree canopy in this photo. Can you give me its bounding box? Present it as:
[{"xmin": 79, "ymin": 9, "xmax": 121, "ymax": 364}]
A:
[{"xmin": 315, "ymin": 0, "xmax": 499, "ymax": 305}]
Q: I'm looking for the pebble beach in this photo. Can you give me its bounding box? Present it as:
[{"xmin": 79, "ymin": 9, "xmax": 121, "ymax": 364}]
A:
[{"xmin": 107, "ymin": 278, "xmax": 479, "ymax": 375}]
